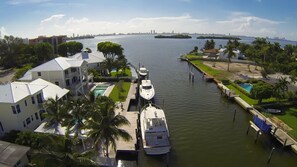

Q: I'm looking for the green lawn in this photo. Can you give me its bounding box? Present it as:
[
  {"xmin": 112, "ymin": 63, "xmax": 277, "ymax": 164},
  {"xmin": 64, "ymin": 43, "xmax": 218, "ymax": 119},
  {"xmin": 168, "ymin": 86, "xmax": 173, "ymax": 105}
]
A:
[
  {"xmin": 109, "ymin": 82, "xmax": 131, "ymax": 102},
  {"xmin": 190, "ymin": 60, "xmax": 231, "ymax": 81},
  {"xmin": 276, "ymin": 108, "xmax": 297, "ymax": 140},
  {"xmin": 185, "ymin": 54, "xmax": 203, "ymax": 59},
  {"xmin": 226, "ymin": 85, "xmax": 276, "ymax": 105},
  {"xmin": 110, "ymin": 68, "xmax": 131, "ymax": 77}
]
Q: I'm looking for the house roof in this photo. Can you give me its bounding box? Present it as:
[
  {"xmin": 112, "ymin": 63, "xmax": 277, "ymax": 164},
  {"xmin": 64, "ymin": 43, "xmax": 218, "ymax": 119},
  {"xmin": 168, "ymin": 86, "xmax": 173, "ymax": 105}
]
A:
[
  {"xmin": 0, "ymin": 140, "xmax": 30, "ymax": 167},
  {"xmin": 0, "ymin": 79, "xmax": 69, "ymax": 103},
  {"xmin": 203, "ymin": 49, "xmax": 219, "ymax": 54},
  {"xmin": 69, "ymin": 51, "xmax": 105, "ymax": 64},
  {"xmin": 0, "ymin": 82, "xmax": 46, "ymax": 103},
  {"xmin": 30, "ymin": 78, "xmax": 69, "ymax": 100},
  {"xmin": 32, "ymin": 57, "xmax": 85, "ymax": 72},
  {"xmin": 19, "ymin": 57, "xmax": 86, "ymax": 81}
]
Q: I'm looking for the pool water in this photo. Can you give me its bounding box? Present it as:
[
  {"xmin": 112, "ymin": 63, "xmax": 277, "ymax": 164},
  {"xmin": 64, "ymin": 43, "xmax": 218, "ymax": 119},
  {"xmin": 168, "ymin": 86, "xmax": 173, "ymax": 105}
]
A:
[
  {"xmin": 238, "ymin": 83, "xmax": 253, "ymax": 93},
  {"xmin": 93, "ymin": 85, "xmax": 109, "ymax": 97}
]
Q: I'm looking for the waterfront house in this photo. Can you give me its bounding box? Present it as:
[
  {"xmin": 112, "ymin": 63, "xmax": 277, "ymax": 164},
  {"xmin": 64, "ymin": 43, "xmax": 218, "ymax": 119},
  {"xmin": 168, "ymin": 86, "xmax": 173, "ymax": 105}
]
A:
[
  {"xmin": 203, "ymin": 49, "xmax": 219, "ymax": 59},
  {"xmin": 19, "ymin": 57, "xmax": 93, "ymax": 96},
  {"xmin": 0, "ymin": 79, "xmax": 69, "ymax": 137},
  {"xmin": 69, "ymin": 49, "xmax": 105, "ymax": 70},
  {"xmin": 0, "ymin": 140, "xmax": 30, "ymax": 167}
]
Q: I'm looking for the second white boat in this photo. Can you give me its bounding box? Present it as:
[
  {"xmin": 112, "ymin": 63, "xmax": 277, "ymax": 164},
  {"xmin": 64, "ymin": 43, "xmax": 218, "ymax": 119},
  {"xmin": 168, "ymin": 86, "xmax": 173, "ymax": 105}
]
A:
[{"xmin": 139, "ymin": 79, "xmax": 155, "ymax": 101}]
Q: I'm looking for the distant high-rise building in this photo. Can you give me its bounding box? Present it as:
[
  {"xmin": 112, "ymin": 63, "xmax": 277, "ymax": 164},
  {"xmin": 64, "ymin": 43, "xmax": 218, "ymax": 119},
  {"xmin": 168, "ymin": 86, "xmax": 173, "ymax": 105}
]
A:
[{"xmin": 29, "ymin": 35, "xmax": 67, "ymax": 54}]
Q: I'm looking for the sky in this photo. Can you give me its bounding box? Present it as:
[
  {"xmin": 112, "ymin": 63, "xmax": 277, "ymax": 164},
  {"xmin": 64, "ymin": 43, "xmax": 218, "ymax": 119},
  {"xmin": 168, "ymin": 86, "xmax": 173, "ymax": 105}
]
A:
[{"xmin": 0, "ymin": 0, "xmax": 297, "ymax": 40}]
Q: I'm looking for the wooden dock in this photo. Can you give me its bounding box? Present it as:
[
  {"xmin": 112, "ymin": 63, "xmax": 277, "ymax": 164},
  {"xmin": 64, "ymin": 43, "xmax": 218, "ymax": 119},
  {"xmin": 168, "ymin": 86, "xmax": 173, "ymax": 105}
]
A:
[{"xmin": 109, "ymin": 83, "xmax": 139, "ymax": 159}]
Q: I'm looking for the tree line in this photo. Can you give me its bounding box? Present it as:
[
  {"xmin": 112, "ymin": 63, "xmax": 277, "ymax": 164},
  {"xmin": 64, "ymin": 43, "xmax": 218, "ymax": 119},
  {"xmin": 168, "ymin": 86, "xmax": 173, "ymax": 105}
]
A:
[{"xmin": 1, "ymin": 96, "xmax": 131, "ymax": 166}]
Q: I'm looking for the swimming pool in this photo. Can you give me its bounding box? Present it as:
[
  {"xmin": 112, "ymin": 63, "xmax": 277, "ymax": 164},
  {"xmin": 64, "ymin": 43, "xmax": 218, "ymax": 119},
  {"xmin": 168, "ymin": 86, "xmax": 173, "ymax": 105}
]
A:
[
  {"xmin": 238, "ymin": 83, "xmax": 253, "ymax": 93},
  {"xmin": 93, "ymin": 85, "xmax": 109, "ymax": 98}
]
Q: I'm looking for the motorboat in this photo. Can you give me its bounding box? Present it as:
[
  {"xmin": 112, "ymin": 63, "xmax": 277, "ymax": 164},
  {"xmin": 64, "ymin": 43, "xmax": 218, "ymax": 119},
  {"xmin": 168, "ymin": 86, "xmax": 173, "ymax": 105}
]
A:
[
  {"xmin": 140, "ymin": 103, "xmax": 170, "ymax": 155},
  {"xmin": 139, "ymin": 80, "xmax": 155, "ymax": 101},
  {"xmin": 139, "ymin": 67, "xmax": 148, "ymax": 78},
  {"xmin": 266, "ymin": 108, "xmax": 282, "ymax": 114}
]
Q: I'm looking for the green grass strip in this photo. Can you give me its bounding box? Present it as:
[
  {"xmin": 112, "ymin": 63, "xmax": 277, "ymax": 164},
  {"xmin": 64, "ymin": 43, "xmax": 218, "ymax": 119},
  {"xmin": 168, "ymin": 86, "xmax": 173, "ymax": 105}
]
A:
[{"xmin": 109, "ymin": 82, "xmax": 131, "ymax": 102}]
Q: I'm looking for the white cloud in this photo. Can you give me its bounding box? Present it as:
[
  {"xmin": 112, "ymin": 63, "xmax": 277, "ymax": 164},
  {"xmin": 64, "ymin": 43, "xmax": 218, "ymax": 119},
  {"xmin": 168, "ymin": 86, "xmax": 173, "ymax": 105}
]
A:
[
  {"xmin": 0, "ymin": 27, "xmax": 8, "ymax": 38},
  {"xmin": 8, "ymin": 0, "xmax": 51, "ymax": 5},
  {"xmin": 216, "ymin": 15, "xmax": 281, "ymax": 37},
  {"xmin": 41, "ymin": 14, "xmax": 65, "ymax": 24}
]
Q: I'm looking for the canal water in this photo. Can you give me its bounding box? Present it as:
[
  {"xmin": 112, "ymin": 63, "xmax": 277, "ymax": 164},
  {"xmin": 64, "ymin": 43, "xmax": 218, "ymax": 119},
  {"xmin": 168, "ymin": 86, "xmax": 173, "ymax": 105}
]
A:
[{"xmin": 79, "ymin": 35, "xmax": 297, "ymax": 167}]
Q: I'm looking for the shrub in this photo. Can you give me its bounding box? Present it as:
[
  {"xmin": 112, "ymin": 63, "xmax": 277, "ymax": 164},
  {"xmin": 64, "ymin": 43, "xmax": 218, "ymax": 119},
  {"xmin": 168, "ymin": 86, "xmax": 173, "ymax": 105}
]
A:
[{"xmin": 221, "ymin": 79, "xmax": 230, "ymax": 85}]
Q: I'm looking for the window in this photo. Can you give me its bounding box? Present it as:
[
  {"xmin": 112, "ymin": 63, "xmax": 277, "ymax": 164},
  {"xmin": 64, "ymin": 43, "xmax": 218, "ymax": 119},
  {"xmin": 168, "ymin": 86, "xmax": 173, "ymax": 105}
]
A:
[
  {"xmin": 0, "ymin": 122, "xmax": 4, "ymax": 131},
  {"xmin": 24, "ymin": 100, "xmax": 27, "ymax": 106},
  {"xmin": 66, "ymin": 79, "xmax": 70, "ymax": 86},
  {"xmin": 35, "ymin": 112, "xmax": 39, "ymax": 120},
  {"xmin": 64, "ymin": 70, "xmax": 69, "ymax": 75},
  {"xmin": 71, "ymin": 68, "xmax": 77, "ymax": 72},
  {"xmin": 11, "ymin": 106, "xmax": 16, "ymax": 114},
  {"xmin": 31, "ymin": 97, "xmax": 35, "ymax": 104},
  {"xmin": 37, "ymin": 94, "xmax": 43, "ymax": 103},
  {"xmin": 55, "ymin": 81, "xmax": 59, "ymax": 86},
  {"xmin": 97, "ymin": 63, "xmax": 100, "ymax": 67},
  {"xmin": 23, "ymin": 121, "xmax": 26, "ymax": 127},
  {"xmin": 16, "ymin": 105, "xmax": 21, "ymax": 113},
  {"xmin": 39, "ymin": 110, "xmax": 45, "ymax": 121},
  {"xmin": 31, "ymin": 115, "xmax": 34, "ymax": 121},
  {"xmin": 37, "ymin": 72, "xmax": 41, "ymax": 76},
  {"xmin": 26, "ymin": 117, "xmax": 31, "ymax": 125}
]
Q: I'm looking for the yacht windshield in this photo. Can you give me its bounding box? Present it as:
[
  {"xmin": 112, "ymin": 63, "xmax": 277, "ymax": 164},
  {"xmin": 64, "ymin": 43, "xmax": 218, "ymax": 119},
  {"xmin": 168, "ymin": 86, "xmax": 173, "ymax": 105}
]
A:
[{"xmin": 143, "ymin": 85, "xmax": 152, "ymax": 89}]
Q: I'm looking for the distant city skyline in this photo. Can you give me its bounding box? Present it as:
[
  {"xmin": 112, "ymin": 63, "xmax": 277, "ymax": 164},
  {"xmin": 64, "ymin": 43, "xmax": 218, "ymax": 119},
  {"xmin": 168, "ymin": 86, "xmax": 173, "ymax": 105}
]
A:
[{"xmin": 0, "ymin": 0, "xmax": 297, "ymax": 40}]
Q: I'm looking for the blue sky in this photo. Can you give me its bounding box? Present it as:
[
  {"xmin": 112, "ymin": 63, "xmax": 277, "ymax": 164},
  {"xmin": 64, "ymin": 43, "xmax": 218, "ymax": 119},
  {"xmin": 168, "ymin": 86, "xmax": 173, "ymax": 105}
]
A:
[{"xmin": 0, "ymin": 0, "xmax": 296, "ymax": 40}]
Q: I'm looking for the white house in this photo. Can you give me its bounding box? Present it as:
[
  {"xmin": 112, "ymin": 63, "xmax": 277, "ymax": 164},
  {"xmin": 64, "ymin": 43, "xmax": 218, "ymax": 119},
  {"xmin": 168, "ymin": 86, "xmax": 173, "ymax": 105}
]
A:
[
  {"xmin": 0, "ymin": 79, "xmax": 69, "ymax": 137},
  {"xmin": 218, "ymin": 48, "xmax": 246, "ymax": 60},
  {"xmin": 19, "ymin": 57, "xmax": 92, "ymax": 96},
  {"xmin": 0, "ymin": 140, "xmax": 30, "ymax": 167},
  {"xmin": 69, "ymin": 50, "xmax": 105, "ymax": 70}
]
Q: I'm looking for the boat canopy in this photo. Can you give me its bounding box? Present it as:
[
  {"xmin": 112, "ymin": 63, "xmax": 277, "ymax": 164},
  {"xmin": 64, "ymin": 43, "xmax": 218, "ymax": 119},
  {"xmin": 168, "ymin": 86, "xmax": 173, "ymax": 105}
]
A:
[{"xmin": 253, "ymin": 116, "xmax": 271, "ymax": 133}]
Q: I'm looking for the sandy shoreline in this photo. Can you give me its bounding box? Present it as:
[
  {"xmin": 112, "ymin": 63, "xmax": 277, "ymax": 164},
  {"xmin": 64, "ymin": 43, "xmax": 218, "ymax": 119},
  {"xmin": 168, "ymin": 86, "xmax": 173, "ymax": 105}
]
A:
[{"xmin": 203, "ymin": 61, "xmax": 262, "ymax": 81}]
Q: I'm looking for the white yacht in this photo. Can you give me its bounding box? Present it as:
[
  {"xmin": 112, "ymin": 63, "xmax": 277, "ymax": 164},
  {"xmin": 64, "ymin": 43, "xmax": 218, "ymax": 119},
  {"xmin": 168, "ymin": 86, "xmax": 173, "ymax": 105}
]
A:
[
  {"xmin": 139, "ymin": 80, "xmax": 155, "ymax": 101},
  {"xmin": 140, "ymin": 103, "xmax": 171, "ymax": 155},
  {"xmin": 138, "ymin": 67, "xmax": 148, "ymax": 78}
]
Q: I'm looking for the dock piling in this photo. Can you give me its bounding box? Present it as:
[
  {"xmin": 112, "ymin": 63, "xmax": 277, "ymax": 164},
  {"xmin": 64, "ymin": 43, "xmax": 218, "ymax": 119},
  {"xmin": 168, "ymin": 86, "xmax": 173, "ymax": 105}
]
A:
[
  {"xmin": 267, "ymin": 147, "xmax": 275, "ymax": 164},
  {"xmin": 246, "ymin": 125, "xmax": 250, "ymax": 135},
  {"xmin": 233, "ymin": 109, "xmax": 237, "ymax": 122},
  {"xmin": 273, "ymin": 127, "xmax": 278, "ymax": 136},
  {"xmin": 255, "ymin": 130, "xmax": 261, "ymax": 143}
]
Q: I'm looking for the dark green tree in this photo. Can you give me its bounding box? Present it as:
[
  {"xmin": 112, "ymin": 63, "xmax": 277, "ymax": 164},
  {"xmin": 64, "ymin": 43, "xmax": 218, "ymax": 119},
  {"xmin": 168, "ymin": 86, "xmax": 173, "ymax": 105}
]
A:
[
  {"xmin": 67, "ymin": 41, "xmax": 83, "ymax": 56},
  {"xmin": 58, "ymin": 42, "xmax": 68, "ymax": 57},
  {"xmin": 30, "ymin": 135, "xmax": 97, "ymax": 167},
  {"xmin": 0, "ymin": 35, "xmax": 24, "ymax": 68},
  {"xmin": 97, "ymin": 41, "xmax": 123, "ymax": 59},
  {"xmin": 250, "ymin": 83, "xmax": 273, "ymax": 104},
  {"xmin": 35, "ymin": 42, "xmax": 54, "ymax": 63}
]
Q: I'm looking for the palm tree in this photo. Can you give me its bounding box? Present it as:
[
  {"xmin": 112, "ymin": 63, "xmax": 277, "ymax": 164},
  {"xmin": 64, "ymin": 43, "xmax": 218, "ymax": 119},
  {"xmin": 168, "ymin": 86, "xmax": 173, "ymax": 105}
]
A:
[
  {"xmin": 273, "ymin": 76, "xmax": 290, "ymax": 102},
  {"xmin": 62, "ymin": 98, "xmax": 92, "ymax": 138},
  {"xmin": 30, "ymin": 135, "xmax": 97, "ymax": 167},
  {"xmin": 86, "ymin": 96, "xmax": 132, "ymax": 157},
  {"xmin": 223, "ymin": 43, "xmax": 236, "ymax": 71},
  {"xmin": 43, "ymin": 97, "xmax": 67, "ymax": 133}
]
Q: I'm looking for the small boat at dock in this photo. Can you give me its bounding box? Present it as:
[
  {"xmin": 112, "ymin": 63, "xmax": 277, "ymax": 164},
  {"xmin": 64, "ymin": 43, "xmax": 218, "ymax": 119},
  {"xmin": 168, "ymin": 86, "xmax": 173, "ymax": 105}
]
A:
[
  {"xmin": 139, "ymin": 80, "xmax": 155, "ymax": 101},
  {"xmin": 138, "ymin": 67, "xmax": 148, "ymax": 78},
  {"xmin": 140, "ymin": 103, "xmax": 171, "ymax": 155}
]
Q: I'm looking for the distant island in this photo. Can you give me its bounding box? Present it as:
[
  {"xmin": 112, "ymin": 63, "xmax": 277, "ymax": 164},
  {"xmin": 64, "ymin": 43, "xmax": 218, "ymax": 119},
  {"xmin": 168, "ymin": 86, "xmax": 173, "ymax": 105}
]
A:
[
  {"xmin": 66, "ymin": 35, "xmax": 95, "ymax": 40},
  {"xmin": 197, "ymin": 36, "xmax": 241, "ymax": 40},
  {"xmin": 155, "ymin": 34, "xmax": 192, "ymax": 39}
]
